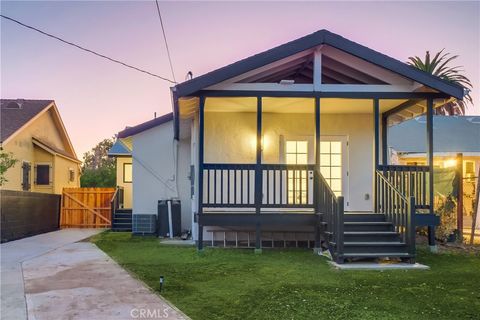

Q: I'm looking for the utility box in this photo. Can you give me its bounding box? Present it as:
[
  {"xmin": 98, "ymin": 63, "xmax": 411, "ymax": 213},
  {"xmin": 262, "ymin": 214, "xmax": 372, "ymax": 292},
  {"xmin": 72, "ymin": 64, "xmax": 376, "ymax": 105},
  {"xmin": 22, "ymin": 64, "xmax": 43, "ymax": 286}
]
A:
[{"xmin": 157, "ymin": 200, "xmax": 181, "ymax": 237}]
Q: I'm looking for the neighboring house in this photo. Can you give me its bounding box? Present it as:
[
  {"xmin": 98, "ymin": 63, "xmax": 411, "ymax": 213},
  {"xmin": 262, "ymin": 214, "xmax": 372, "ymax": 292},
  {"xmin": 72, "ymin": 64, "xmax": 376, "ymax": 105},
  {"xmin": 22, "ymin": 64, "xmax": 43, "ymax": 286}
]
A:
[
  {"xmin": 108, "ymin": 137, "xmax": 133, "ymax": 208},
  {"xmin": 0, "ymin": 99, "xmax": 81, "ymax": 194},
  {"xmin": 119, "ymin": 30, "xmax": 467, "ymax": 263},
  {"xmin": 389, "ymin": 115, "xmax": 480, "ymax": 176}
]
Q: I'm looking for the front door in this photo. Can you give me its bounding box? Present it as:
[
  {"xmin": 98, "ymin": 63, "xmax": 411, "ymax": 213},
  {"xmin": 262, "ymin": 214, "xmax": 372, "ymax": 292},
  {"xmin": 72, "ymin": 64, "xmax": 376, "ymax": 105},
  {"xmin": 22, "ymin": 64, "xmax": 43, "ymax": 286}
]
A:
[{"xmin": 319, "ymin": 136, "xmax": 349, "ymax": 209}]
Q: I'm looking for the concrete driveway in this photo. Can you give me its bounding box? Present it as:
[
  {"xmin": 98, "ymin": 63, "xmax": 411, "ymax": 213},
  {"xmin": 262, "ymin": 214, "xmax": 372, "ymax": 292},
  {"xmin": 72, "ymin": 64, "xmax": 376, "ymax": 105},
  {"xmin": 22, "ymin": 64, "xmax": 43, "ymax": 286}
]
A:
[{"xmin": 1, "ymin": 229, "xmax": 188, "ymax": 320}]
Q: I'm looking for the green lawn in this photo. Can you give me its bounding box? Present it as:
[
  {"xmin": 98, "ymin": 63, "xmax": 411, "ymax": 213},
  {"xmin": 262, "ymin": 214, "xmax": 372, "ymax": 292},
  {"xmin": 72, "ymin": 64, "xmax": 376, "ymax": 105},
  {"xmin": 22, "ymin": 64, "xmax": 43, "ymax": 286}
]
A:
[{"xmin": 92, "ymin": 232, "xmax": 480, "ymax": 320}]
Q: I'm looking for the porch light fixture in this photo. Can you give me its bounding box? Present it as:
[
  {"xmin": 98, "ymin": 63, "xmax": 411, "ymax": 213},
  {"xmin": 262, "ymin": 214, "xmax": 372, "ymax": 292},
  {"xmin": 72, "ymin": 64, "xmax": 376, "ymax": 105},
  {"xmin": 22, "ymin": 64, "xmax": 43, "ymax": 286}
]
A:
[
  {"xmin": 159, "ymin": 276, "xmax": 164, "ymax": 292},
  {"xmin": 443, "ymin": 159, "xmax": 457, "ymax": 168}
]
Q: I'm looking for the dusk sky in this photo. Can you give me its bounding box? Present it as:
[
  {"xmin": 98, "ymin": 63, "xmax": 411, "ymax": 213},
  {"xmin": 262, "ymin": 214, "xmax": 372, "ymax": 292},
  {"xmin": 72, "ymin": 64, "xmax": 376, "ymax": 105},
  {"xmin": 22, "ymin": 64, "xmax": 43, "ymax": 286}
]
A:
[{"xmin": 1, "ymin": 1, "xmax": 479, "ymax": 158}]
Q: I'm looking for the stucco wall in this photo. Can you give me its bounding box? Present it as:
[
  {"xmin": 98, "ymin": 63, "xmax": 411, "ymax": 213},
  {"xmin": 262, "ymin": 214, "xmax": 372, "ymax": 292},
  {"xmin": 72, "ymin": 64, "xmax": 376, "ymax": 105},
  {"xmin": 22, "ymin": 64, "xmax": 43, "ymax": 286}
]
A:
[
  {"xmin": 203, "ymin": 111, "xmax": 374, "ymax": 211},
  {"xmin": 2, "ymin": 110, "xmax": 80, "ymax": 193},
  {"xmin": 116, "ymin": 157, "xmax": 133, "ymax": 208},
  {"xmin": 132, "ymin": 121, "xmax": 192, "ymax": 230}
]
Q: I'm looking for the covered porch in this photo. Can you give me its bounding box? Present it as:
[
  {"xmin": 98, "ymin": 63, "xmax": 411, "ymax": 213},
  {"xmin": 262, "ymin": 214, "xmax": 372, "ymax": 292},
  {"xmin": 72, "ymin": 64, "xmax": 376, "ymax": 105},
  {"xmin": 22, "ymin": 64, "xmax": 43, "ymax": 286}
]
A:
[{"xmin": 171, "ymin": 30, "xmax": 465, "ymax": 261}]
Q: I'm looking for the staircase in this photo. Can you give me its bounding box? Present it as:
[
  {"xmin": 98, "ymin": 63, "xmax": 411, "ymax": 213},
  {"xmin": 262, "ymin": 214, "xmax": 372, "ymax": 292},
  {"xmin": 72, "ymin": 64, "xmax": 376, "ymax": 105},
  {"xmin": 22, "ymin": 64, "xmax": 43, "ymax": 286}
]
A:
[
  {"xmin": 330, "ymin": 212, "xmax": 414, "ymax": 263},
  {"xmin": 112, "ymin": 209, "xmax": 132, "ymax": 232}
]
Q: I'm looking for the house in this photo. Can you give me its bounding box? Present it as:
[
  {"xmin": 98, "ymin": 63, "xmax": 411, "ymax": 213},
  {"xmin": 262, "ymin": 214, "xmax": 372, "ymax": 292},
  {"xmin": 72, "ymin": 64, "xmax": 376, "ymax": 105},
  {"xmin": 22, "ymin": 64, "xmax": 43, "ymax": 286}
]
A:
[
  {"xmin": 108, "ymin": 136, "xmax": 133, "ymax": 208},
  {"xmin": 389, "ymin": 115, "xmax": 479, "ymax": 175},
  {"xmin": 1, "ymin": 99, "xmax": 81, "ymax": 194},
  {"xmin": 122, "ymin": 30, "xmax": 467, "ymax": 263},
  {"xmin": 389, "ymin": 115, "xmax": 480, "ymax": 232}
]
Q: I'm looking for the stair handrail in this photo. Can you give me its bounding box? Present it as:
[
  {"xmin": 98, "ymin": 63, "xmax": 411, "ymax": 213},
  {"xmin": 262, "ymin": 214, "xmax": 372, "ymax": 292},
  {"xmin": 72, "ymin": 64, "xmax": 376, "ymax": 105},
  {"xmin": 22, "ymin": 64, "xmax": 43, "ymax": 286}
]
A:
[
  {"xmin": 317, "ymin": 172, "xmax": 345, "ymax": 263},
  {"xmin": 375, "ymin": 170, "xmax": 416, "ymax": 257}
]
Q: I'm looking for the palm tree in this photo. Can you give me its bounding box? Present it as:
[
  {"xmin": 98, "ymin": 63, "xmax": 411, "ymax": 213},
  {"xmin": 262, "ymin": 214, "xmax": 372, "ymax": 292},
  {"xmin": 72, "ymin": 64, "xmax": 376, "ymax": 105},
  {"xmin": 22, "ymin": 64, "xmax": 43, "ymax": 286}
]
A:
[{"xmin": 408, "ymin": 49, "xmax": 473, "ymax": 115}]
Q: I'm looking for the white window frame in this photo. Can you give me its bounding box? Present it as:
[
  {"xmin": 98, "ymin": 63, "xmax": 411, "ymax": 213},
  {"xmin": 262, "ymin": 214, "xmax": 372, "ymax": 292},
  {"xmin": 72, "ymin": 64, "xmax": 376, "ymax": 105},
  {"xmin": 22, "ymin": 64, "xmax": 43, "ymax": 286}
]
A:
[{"xmin": 34, "ymin": 162, "xmax": 53, "ymax": 187}]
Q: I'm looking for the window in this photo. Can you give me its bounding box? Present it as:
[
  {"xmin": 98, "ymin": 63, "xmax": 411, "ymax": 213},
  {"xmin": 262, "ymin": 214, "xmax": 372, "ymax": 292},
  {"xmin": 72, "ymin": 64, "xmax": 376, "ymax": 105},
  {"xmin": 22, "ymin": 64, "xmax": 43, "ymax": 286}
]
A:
[
  {"xmin": 22, "ymin": 162, "xmax": 31, "ymax": 191},
  {"xmin": 320, "ymin": 141, "xmax": 343, "ymax": 197},
  {"xmin": 123, "ymin": 163, "xmax": 132, "ymax": 183},
  {"xmin": 35, "ymin": 164, "xmax": 51, "ymax": 185},
  {"xmin": 69, "ymin": 168, "xmax": 75, "ymax": 182},
  {"xmin": 286, "ymin": 141, "xmax": 308, "ymax": 204}
]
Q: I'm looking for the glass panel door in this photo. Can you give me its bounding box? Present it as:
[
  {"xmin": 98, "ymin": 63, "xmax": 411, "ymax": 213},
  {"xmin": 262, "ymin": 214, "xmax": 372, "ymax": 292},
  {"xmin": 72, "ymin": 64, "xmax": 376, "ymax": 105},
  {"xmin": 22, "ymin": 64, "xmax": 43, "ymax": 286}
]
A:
[
  {"xmin": 319, "ymin": 138, "xmax": 347, "ymax": 198},
  {"xmin": 286, "ymin": 140, "xmax": 308, "ymax": 204}
]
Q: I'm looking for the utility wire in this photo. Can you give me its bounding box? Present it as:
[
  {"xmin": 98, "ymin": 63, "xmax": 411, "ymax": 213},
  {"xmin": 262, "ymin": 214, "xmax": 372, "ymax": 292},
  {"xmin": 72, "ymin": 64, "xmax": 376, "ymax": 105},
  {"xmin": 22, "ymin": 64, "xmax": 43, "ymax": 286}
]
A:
[
  {"xmin": 154, "ymin": 0, "xmax": 176, "ymax": 83},
  {"xmin": 0, "ymin": 14, "xmax": 176, "ymax": 84}
]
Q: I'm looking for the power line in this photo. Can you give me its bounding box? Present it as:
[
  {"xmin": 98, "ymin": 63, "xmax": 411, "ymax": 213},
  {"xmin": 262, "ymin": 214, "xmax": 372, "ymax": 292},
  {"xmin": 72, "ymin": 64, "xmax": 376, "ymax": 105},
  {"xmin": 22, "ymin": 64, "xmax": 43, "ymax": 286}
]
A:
[
  {"xmin": 154, "ymin": 0, "xmax": 176, "ymax": 83},
  {"xmin": 0, "ymin": 14, "xmax": 176, "ymax": 84}
]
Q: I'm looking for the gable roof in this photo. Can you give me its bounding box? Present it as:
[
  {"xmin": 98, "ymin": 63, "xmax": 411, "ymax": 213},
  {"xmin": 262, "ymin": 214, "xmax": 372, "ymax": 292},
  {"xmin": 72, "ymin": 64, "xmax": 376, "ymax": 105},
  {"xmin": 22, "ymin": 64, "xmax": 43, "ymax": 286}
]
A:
[
  {"xmin": 389, "ymin": 116, "xmax": 480, "ymax": 153},
  {"xmin": 32, "ymin": 137, "xmax": 81, "ymax": 163},
  {"xmin": 1, "ymin": 99, "xmax": 79, "ymax": 161},
  {"xmin": 1, "ymin": 99, "xmax": 53, "ymax": 142},
  {"xmin": 173, "ymin": 29, "xmax": 464, "ymax": 99},
  {"xmin": 117, "ymin": 112, "xmax": 173, "ymax": 138},
  {"xmin": 108, "ymin": 139, "xmax": 132, "ymax": 157}
]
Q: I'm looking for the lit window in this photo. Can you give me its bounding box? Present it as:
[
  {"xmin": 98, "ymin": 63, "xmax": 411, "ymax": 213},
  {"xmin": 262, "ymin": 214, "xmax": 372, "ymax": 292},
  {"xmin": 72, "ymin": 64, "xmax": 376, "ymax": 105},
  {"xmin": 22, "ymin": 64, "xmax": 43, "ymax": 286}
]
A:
[{"xmin": 123, "ymin": 163, "xmax": 132, "ymax": 183}]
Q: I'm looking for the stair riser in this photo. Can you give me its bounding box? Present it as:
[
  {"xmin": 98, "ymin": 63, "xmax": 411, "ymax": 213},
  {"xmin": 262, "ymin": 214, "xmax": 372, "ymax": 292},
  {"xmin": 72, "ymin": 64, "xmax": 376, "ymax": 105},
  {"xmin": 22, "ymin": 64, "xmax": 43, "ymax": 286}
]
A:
[
  {"xmin": 344, "ymin": 214, "xmax": 385, "ymax": 222},
  {"xmin": 344, "ymin": 225, "xmax": 394, "ymax": 232},
  {"xmin": 113, "ymin": 218, "xmax": 132, "ymax": 222},
  {"xmin": 114, "ymin": 213, "xmax": 132, "ymax": 219},
  {"xmin": 343, "ymin": 246, "xmax": 408, "ymax": 254},
  {"xmin": 115, "ymin": 209, "xmax": 132, "ymax": 214},
  {"xmin": 344, "ymin": 235, "xmax": 400, "ymax": 242}
]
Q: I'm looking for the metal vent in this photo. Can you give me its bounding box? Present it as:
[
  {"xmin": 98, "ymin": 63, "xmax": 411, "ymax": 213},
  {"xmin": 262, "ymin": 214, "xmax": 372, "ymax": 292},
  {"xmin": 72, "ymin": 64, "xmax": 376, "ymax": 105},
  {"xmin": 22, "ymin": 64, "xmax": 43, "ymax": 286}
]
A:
[{"xmin": 132, "ymin": 214, "xmax": 156, "ymax": 235}]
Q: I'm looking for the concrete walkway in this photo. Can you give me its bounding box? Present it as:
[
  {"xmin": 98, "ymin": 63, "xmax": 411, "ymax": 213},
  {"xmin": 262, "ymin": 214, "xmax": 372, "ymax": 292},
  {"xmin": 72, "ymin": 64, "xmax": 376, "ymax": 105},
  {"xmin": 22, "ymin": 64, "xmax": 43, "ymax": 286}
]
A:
[{"xmin": 1, "ymin": 229, "xmax": 188, "ymax": 320}]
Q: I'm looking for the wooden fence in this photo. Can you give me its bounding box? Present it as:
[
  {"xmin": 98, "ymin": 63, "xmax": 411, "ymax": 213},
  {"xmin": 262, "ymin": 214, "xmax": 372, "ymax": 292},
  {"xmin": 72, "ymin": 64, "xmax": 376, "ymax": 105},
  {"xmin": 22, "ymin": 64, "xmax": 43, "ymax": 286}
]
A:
[{"xmin": 61, "ymin": 188, "xmax": 115, "ymax": 228}]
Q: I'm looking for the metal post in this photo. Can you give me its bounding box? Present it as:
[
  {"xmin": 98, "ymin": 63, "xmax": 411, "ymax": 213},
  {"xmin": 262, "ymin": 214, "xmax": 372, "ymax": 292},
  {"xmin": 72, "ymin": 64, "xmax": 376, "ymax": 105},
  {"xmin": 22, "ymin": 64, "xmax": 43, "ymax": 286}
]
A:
[
  {"xmin": 456, "ymin": 153, "xmax": 464, "ymax": 237},
  {"xmin": 197, "ymin": 96, "xmax": 205, "ymax": 251},
  {"xmin": 254, "ymin": 96, "xmax": 262, "ymax": 253},
  {"xmin": 373, "ymin": 99, "xmax": 380, "ymax": 211},
  {"xmin": 336, "ymin": 196, "xmax": 344, "ymax": 264},
  {"xmin": 382, "ymin": 114, "xmax": 388, "ymax": 165},
  {"xmin": 426, "ymin": 98, "xmax": 436, "ymax": 250},
  {"xmin": 314, "ymin": 97, "xmax": 321, "ymax": 249}
]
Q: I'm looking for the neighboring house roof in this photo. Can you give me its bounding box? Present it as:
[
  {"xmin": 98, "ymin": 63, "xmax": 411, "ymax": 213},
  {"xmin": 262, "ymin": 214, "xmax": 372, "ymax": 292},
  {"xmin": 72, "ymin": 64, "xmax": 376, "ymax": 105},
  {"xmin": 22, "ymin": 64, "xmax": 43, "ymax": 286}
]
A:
[
  {"xmin": 1, "ymin": 99, "xmax": 54, "ymax": 142},
  {"xmin": 117, "ymin": 112, "xmax": 173, "ymax": 138},
  {"xmin": 108, "ymin": 139, "xmax": 132, "ymax": 157},
  {"xmin": 32, "ymin": 137, "xmax": 81, "ymax": 163},
  {"xmin": 1, "ymin": 99, "xmax": 79, "ymax": 161},
  {"xmin": 173, "ymin": 29, "xmax": 464, "ymax": 99},
  {"xmin": 389, "ymin": 116, "xmax": 480, "ymax": 154}
]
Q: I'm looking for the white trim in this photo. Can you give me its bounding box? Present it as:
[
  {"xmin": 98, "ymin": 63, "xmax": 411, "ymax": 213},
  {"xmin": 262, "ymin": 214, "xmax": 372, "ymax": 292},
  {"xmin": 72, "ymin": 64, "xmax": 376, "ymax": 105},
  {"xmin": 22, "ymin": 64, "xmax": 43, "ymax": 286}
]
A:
[
  {"xmin": 400, "ymin": 152, "xmax": 480, "ymax": 158},
  {"xmin": 205, "ymin": 83, "xmax": 415, "ymax": 93},
  {"xmin": 34, "ymin": 161, "xmax": 53, "ymax": 187}
]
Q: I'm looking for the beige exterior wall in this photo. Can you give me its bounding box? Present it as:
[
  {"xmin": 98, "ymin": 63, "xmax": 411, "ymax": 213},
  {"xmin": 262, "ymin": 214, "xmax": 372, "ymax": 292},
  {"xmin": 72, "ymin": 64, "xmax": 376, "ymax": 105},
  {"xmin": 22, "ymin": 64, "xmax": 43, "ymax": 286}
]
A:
[
  {"xmin": 203, "ymin": 111, "xmax": 374, "ymax": 211},
  {"xmin": 2, "ymin": 109, "xmax": 80, "ymax": 193},
  {"xmin": 116, "ymin": 156, "xmax": 133, "ymax": 208}
]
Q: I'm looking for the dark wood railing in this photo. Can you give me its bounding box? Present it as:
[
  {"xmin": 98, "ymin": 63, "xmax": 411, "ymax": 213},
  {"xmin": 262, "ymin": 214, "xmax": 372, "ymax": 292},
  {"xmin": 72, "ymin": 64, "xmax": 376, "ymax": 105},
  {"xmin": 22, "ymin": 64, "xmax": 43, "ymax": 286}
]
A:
[
  {"xmin": 376, "ymin": 170, "xmax": 416, "ymax": 256},
  {"xmin": 110, "ymin": 186, "xmax": 124, "ymax": 216},
  {"xmin": 377, "ymin": 165, "xmax": 429, "ymax": 210},
  {"xmin": 202, "ymin": 163, "xmax": 315, "ymax": 208},
  {"xmin": 318, "ymin": 173, "xmax": 344, "ymax": 262}
]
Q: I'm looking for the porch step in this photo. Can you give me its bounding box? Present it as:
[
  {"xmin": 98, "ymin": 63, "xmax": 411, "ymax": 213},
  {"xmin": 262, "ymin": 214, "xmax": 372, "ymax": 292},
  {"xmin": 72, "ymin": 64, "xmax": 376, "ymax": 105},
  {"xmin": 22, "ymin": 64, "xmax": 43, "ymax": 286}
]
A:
[
  {"xmin": 112, "ymin": 209, "xmax": 132, "ymax": 232},
  {"xmin": 331, "ymin": 241, "xmax": 408, "ymax": 254},
  {"xmin": 344, "ymin": 222, "xmax": 393, "ymax": 232},
  {"xmin": 344, "ymin": 231, "xmax": 400, "ymax": 242},
  {"xmin": 344, "ymin": 213, "xmax": 385, "ymax": 222},
  {"xmin": 341, "ymin": 252, "xmax": 413, "ymax": 259}
]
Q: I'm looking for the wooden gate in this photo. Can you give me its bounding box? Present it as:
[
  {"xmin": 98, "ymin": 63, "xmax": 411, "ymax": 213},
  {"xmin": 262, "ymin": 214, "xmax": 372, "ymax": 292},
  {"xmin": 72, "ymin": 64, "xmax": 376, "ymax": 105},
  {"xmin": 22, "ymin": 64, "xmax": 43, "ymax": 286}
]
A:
[{"xmin": 61, "ymin": 188, "xmax": 115, "ymax": 228}]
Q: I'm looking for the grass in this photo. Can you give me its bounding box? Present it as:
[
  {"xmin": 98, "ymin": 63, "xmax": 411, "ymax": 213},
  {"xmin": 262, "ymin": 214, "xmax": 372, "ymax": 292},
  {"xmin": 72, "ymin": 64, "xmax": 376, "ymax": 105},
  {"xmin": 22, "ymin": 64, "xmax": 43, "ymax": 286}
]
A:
[{"xmin": 92, "ymin": 232, "xmax": 480, "ymax": 320}]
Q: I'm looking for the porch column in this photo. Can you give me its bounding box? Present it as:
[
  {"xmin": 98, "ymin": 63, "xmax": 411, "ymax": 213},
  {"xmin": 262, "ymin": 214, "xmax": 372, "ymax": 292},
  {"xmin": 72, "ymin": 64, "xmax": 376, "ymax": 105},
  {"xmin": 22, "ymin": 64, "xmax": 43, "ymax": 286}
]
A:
[
  {"xmin": 197, "ymin": 96, "xmax": 205, "ymax": 251},
  {"xmin": 314, "ymin": 97, "xmax": 321, "ymax": 249},
  {"xmin": 381, "ymin": 114, "xmax": 388, "ymax": 165},
  {"xmin": 373, "ymin": 99, "xmax": 380, "ymax": 211},
  {"xmin": 426, "ymin": 98, "xmax": 436, "ymax": 249},
  {"xmin": 254, "ymin": 96, "xmax": 262, "ymax": 252}
]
